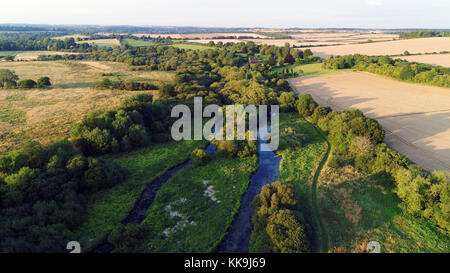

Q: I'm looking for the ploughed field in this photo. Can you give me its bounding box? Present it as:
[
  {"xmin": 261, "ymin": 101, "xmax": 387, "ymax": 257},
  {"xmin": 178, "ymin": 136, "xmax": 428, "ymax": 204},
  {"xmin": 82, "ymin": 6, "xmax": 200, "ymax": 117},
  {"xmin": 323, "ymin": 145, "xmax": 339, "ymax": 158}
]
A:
[{"xmin": 288, "ymin": 72, "xmax": 450, "ymax": 172}]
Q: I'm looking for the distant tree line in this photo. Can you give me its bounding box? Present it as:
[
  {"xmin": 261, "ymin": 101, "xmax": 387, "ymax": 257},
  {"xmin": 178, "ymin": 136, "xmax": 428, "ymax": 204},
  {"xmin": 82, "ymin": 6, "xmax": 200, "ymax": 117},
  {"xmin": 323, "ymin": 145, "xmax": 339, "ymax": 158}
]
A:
[
  {"xmin": 96, "ymin": 78, "xmax": 158, "ymax": 91},
  {"xmin": 323, "ymin": 54, "xmax": 450, "ymax": 88},
  {"xmin": 0, "ymin": 33, "xmax": 92, "ymax": 52},
  {"xmin": 399, "ymin": 31, "xmax": 450, "ymax": 39}
]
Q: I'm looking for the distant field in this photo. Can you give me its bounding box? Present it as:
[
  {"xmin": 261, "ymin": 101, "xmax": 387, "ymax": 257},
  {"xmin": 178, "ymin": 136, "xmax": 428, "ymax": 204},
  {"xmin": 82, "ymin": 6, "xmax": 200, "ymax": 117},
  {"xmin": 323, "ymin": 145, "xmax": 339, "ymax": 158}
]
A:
[
  {"xmin": 0, "ymin": 60, "xmax": 172, "ymax": 153},
  {"xmin": 171, "ymin": 43, "xmax": 212, "ymax": 51},
  {"xmin": 78, "ymin": 39, "xmax": 120, "ymax": 47},
  {"xmin": 318, "ymin": 165, "xmax": 450, "ymax": 252},
  {"xmin": 13, "ymin": 51, "xmax": 82, "ymax": 61},
  {"xmin": 53, "ymin": 34, "xmax": 90, "ymax": 40},
  {"xmin": 395, "ymin": 53, "xmax": 450, "ymax": 68},
  {"xmin": 302, "ymin": 37, "xmax": 450, "ymax": 58},
  {"xmin": 123, "ymin": 39, "xmax": 157, "ymax": 47},
  {"xmin": 275, "ymin": 63, "xmax": 345, "ymax": 76},
  {"xmin": 288, "ymin": 72, "xmax": 450, "ymax": 172}
]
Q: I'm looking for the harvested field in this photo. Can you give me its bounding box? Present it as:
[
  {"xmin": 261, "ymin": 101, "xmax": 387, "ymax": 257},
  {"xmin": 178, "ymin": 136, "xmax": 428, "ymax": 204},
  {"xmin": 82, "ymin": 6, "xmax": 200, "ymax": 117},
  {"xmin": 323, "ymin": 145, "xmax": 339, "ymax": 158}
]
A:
[
  {"xmin": 395, "ymin": 53, "xmax": 450, "ymax": 68},
  {"xmin": 288, "ymin": 72, "xmax": 450, "ymax": 172},
  {"xmin": 302, "ymin": 37, "xmax": 450, "ymax": 58}
]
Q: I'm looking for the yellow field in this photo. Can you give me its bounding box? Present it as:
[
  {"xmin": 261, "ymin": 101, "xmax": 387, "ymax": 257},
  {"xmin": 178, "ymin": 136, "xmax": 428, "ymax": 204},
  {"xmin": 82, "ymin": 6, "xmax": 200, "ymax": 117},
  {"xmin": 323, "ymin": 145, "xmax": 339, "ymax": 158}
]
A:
[
  {"xmin": 0, "ymin": 60, "xmax": 172, "ymax": 153},
  {"xmin": 395, "ymin": 53, "xmax": 450, "ymax": 68},
  {"xmin": 289, "ymin": 72, "xmax": 450, "ymax": 171},
  {"xmin": 303, "ymin": 37, "xmax": 450, "ymax": 58}
]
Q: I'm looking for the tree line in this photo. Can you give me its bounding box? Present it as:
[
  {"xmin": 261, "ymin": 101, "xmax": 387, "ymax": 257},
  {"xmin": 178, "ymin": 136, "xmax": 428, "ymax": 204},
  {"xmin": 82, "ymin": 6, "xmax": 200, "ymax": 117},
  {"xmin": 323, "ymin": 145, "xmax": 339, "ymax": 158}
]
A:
[
  {"xmin": 323, "ymin": 54, "xmax": 450, "ymax": 88},
  {"xmin": 399, "ymin": 31, "xmax": 450, "ymax": 39}
]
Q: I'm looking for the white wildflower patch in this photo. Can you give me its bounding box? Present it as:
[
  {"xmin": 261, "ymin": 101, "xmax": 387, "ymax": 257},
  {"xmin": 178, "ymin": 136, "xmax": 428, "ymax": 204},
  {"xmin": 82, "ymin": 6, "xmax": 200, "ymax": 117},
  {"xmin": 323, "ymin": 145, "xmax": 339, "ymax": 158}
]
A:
[
  {"xmin": 203, "ymin": 180, "xmax": 221, "ymax": 204},
  {"xmin": 163, "ymin": 198, "xmax": 195, "ymax": 237}
]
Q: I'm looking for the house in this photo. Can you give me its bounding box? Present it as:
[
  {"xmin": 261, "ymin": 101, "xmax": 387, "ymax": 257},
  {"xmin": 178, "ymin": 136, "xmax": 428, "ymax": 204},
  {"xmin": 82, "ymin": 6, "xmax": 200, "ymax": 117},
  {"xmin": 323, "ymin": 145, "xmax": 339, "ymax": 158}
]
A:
[{"xmin": 248, "ymin": 57, "xmax": 263, "ymax": 64}]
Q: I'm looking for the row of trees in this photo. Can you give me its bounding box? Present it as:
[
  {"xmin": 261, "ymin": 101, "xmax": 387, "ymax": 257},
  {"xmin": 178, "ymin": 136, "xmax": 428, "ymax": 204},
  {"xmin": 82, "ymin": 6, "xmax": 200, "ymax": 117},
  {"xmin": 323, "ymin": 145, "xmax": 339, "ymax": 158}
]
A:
[
  {"xmin": 0, "ymin": 33, "xmax": 93, "ymax": 52},
  {"xmin": 96, "ymin": 78, "xmax": 158, "ymax": 91},
  {"xmin": 0, "ymin": 69, "xmax": 51, "ymax": 89},
  {"xmin": 399, "ymin": 31, "xmax": 450, "ymax": 39},
  {"xmin": 323, "ymin": 54, "xmax": 450, "ymax": 88}
]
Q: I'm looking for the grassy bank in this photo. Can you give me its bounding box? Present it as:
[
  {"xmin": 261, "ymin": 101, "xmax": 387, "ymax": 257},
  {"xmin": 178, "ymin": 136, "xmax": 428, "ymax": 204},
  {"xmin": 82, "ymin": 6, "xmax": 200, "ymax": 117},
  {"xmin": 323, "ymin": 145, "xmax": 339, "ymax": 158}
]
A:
[
  {"xmin": 136, "ymin": 153, "xmax": 258, "ymax": 252},
  {"xmin": 272, "ymin": 112, "xmax": 329, "ymax": 251},
  {"xmin": 74, "ymin": 140, "xmax": 206, "ymax": 250},
  {"xmin": 317, "ymin": 165, "xmax": 450, "ymax": 252}
]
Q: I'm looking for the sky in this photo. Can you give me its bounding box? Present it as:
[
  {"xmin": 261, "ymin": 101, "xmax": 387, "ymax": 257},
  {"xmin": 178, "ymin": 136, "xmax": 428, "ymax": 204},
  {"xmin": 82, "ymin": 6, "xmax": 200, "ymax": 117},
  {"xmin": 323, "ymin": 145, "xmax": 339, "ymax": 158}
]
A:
[{"xmin": 1, "ymin": 0, "xmax": 449, "ymax": 29}]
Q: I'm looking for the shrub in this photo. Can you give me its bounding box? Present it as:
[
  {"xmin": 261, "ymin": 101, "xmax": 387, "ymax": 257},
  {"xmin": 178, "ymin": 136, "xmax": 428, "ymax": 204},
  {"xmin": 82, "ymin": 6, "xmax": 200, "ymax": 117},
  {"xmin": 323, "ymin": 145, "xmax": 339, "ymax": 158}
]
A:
[
  {"xmin": 36, "ymin": 77, "xmax": 51, "ymax": 88},
  {"xmin": 4, "ymin": 166, "xmax": 36, "ymax": 185},
  {"xmin": 191, "ymin": 148, "xmax": 209, "ymax": 166},
  {"xmin": 17, "ymin": 79, "xmax": 36, "ymax": 89},
  {"xmin": 278, "ymin": 92, "xmax": 296, "ymax": 112}
]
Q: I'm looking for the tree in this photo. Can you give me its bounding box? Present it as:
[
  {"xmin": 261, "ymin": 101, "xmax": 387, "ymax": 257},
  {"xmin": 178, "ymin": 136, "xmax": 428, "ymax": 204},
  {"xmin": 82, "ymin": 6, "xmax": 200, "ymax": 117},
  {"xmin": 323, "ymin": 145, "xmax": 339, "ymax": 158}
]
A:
[
  {"xmin": 284, "ymin": 52, "xmax": 295, "ymax": 64},
  {"xmin": 159, "ymin": 83, "xmax": 175, "ymax": 98},
  {"xmin": 0, "ymin": 69, "xmax": 19, "ymax": 88},
  {"xmin": 36, "ymin": 77, "xmax": 51, "ymax": 88},
  {"xmin": 278, "ymin": 92, "xmax": 296, "ymax": 112},
  {"xmin": 296, "ymin": 94, "xmax": 317, "ymax": 117}
]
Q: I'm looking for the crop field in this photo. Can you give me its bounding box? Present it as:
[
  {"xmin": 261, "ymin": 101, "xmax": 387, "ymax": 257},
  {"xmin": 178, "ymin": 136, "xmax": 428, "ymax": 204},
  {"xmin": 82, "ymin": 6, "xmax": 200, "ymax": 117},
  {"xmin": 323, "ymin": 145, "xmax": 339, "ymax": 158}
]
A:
[
  {"xmin": 302, "ymin": 37, "xmax": 450, "ymax": 58},
  {"xmin": 395, "ymin": 53, "xmax": 450, "ymax": 68},
  {"xmin": 317, "ymin": 165, "xmax": 450, "ymax": 252},
  {"xmin": 288, "ymin": 72, "xmax": 450, "ymax": 172},
  {"xmin": 0, "ymin": 60, "xmax": 172, "ymax": 153}
]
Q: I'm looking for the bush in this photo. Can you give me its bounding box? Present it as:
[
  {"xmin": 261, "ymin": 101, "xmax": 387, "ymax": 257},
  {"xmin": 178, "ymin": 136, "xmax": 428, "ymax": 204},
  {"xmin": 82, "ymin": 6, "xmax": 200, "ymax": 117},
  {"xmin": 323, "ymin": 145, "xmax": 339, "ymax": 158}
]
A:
[
  {"xmin": 4, "ymin": 166, "xmax": 36, "ymax": 185},
  {"xmin": 17, "ymin": 79, "xmax": 36, "ymax": 89},
  {"xmin": 191, "ymin": 148, "xmax": 209, "ymax": 166},
  {"xmin": 36, "ymin": 77, "xmax": 51, "ymax": 88}
]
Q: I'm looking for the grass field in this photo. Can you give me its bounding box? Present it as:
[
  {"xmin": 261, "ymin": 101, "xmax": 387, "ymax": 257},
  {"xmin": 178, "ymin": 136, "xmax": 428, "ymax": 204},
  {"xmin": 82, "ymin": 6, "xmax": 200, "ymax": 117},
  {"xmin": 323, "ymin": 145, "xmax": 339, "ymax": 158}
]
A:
[
  {"xmin": 74, "ymin": 140, "xmax": 207, "ymax": 251},
  {"xmin": 317, "ymin": 165, "xmax": 450, "ymax": 252},
  {"xmin": 171, "ymin": 43, "xmax": 212, "ymax": 51},
  {"xmin": 275, "ymin": 63, "xmax": 344, "ymax": 76},
  {"xmin": 78, "ymin": 39, "xmax": 120, "ymax": 47},
  {"xmin": 0, "ymin": 61, "xmax": 172, "ymax": 153},
  {"xmin": 123, "ymin": 39, "xmax": 157, "ymax": 47},
  {"xmin": 274, "ymin": 112, "xmax": 329, "ymax": 251},
  {"xmin": 135, "ymin": 153, "xmax": 258, "ymax": 252}
]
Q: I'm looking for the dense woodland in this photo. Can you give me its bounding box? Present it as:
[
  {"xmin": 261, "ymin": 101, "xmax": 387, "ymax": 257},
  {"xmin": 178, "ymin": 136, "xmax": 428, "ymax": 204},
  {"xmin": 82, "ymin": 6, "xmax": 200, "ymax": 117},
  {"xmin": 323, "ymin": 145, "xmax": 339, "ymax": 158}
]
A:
[
  {"xmin": 323, "ymin": 54, "xmax": 450, "ymax": 88},
  {"xmin": 0, "ymin": 32, "xmax": 448, "ymax": 252}
]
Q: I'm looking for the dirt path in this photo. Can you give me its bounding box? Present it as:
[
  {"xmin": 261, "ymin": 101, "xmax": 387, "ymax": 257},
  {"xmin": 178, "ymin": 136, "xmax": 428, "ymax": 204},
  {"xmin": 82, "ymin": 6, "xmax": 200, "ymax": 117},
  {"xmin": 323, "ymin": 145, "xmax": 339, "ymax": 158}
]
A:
[
  {"xmin": 288, "ymin": 72, "xmax": 450, "ymax": 172},
  {"xmin": 310, "ymin": 126, "xmax": 331, "ymax": 253}
]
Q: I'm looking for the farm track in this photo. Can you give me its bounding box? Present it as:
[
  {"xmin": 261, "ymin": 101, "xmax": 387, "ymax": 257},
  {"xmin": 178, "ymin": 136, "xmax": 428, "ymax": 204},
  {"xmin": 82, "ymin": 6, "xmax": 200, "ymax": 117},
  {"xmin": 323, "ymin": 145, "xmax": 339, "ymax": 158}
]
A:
[{"xmin": 310, "ymin": 126, "xmax": 331, "ymax": 253}]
